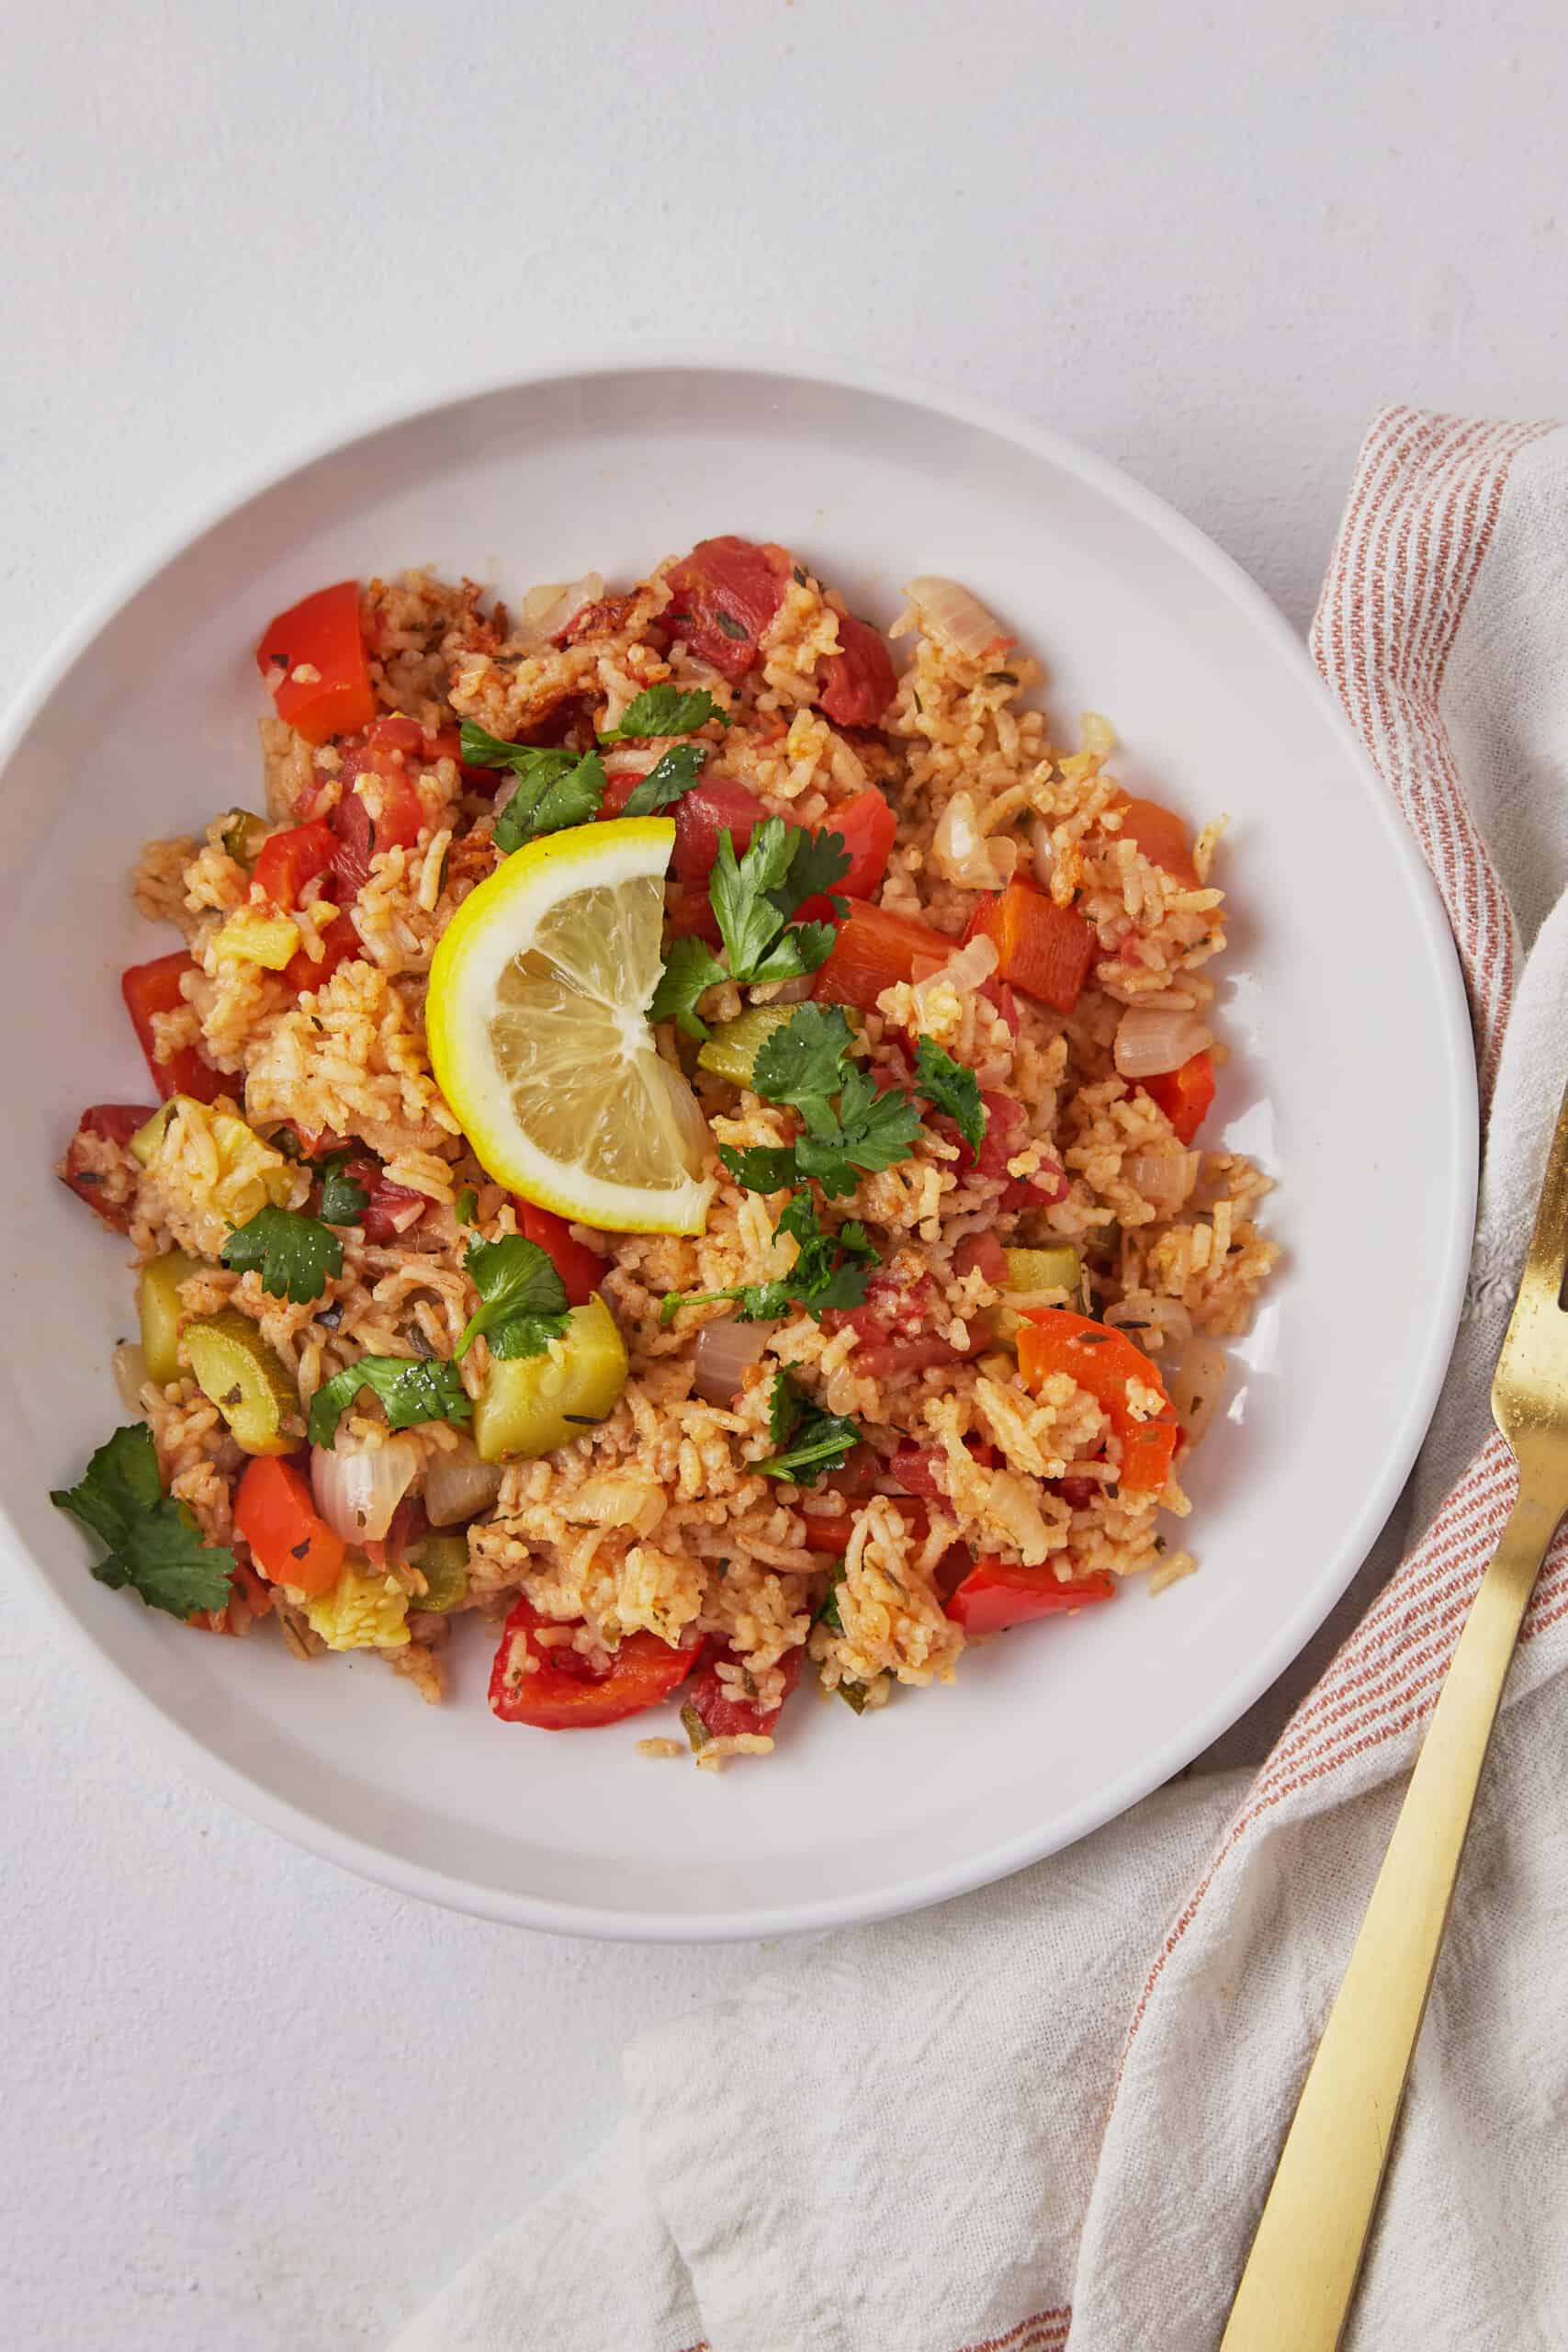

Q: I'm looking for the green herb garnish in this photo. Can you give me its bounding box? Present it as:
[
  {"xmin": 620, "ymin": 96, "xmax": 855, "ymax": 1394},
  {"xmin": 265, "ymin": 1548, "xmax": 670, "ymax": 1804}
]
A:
[
  {"xmin": 755, "ymin": 1369, "xmax": 862, "ymax": 1486},
  {"xmin": 220, "ymin": 1204, "xmax": 343, "ymax": 1305},
  {"xmin": 51, "ymin": 1423, "xmax": 236, "ymax": 1620},
  {"xmin": 455, "ymin": 1185, "xmax": 479, "ymax": 1227},
  {"xmin": 619, "ymin": 741, "xmax": 707, "ymax": 817},
  {"xmin": 317, "ymin": 1150, "xmax": 370, "ymax": 1227},
  {"xmin": 458, "ymin": 725, "xmax": 608, "ymax": 849},
  {"xmin": 913, "ymin": 1035, "xmax": 987, "ymax": 1157},
  {"xmin": 719, "ymin": 1003, "xmax": 922, "ymax": 1199},
  {"xmin": 659, "ymin": 1190, "xmax": 876, "ymax": 1326},
  {"xmin": 454, "ymin": 1236, "xmax": 570, "ymax": 1362},
  {"xmin": 600, "ymin": 684, "xmax": 722, "ymax": 741},
  {"xmin": 308, "ymin": 1356, "xmax": 472, "ymax": 1450},
  {"xmin": 649, "ymin": 820, "xmax": 851, "ymax": 1040}
]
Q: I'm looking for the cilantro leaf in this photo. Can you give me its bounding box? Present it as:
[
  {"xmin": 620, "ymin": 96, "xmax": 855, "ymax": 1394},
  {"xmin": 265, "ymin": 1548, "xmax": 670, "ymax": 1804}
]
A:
[
  {"xmin": 649, "ymin": 933, "xmax": 728, "ymax": 1040},
  {"xmin": 914, "ymin": 1035, "xmax": 987, "ymax": 1157},
  {"xmin": 493, "ymin": 751, "xmax": 606, "ymax": 853},
  {"xmin": 307, "ymin": 1356, "xmax": 472, "ymax": 1450},
  {"xmin": 600, "ymin": 684, "xmax": 722, "ymax": 741},
  {"xmin": 756, "ymin": 1370, "xmax": 861, "ymax": 1486},
  {"xmin": 775, "ymin": 827, "xmax": 851, "ymax": 918},
  {"xmin": 620, "ymin": 741, "xmax": 707, "ymax": 817},
  {"xmin": 317, "ymin": 1150, "xmax": 370, "ymax": 1227},
  {"xmin": 454, "ymin": 1236, "xmax": 571, "ymax": 1362},
  {"xmin": 51, "ymin": 1423, "xmax": 236, "ymax": 1619},
  {"xmin": 751, "ymin": 1004, "xmax": 858, "ymax": 1120},
  {"xmin": 729, "ymin": 1005, "xmax": 924, "ymax": 1198},
  {"xmin": 458, "ymin": 723, "xmax": 574, "ymax": 778},
  {"xmin": 718, "ymin": 1142, "xmax": 803, "ymax": 1193},
  {"xmin": 711, "ymin": 821, "xmax": 797, "ymax": 977},
  {"xmin": 795, "ymin": 1067, "xmax": 923, "ymax": 1198},
  {"xmin": 658, "ymin": 1191, "xmax": 876, "ymax": 1326},
  {"xmin": 220, "ymin": 1204, "xmax": 343, "ymax": 1304}
]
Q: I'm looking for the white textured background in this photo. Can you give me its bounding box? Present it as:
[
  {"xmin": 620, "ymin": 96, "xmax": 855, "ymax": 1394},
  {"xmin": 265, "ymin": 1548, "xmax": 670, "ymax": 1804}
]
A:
[{"xmin": 5, "ymin": 4, "xmax": 1567, "ymax": 2346}]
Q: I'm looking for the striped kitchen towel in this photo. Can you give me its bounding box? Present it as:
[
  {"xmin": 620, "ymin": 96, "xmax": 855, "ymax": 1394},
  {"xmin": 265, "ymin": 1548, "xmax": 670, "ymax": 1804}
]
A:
[{"xmin": 393, "ymin": 409, "xmax": 1568, "ymax": 2352}]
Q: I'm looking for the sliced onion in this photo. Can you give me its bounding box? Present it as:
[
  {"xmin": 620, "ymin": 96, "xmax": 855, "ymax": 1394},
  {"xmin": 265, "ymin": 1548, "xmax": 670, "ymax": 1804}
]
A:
[
  {"xmin": 1124, "ymin": 1149, "xmax": 1200, "ymax": 1214},
  {"xmin": 1165, "ymin": 1335, "xmax": 1229, "ymax": 1447},
  {"xmin": 902, "ymin": 576, "xmax": 1013, "ymax": 662},
  {"xmin": 693, "ymin": 1317, "xmax": 775, "ymax": 1403},
  {"xmin": 423, "ymin": 1437, "xmax": 503, "ymax": 1527},
  {"xmin": 909, "ymin": 933, "xmax": 998, "ymax": 1029},
  {"xmin": 1114, "ymin": 1005, "xmax": 1213, "ymax": 1080},
  {"xmin": 1031, "ymin": 814, "xmax": 1056, "ymax": 890},
  {"xmin": 113, "ymin": 1340, "xmax": 149, "ymax": 1414},
  {"xmin": 311, "ymin": 1433, "xmax": 420, "ymax": 1544},
  {"xmin": 516, "ymin": 572, "xmax": 604, "ymax": 647},
  {"xmin": 933, "ymin": 790, "xmax": 1016, "ymax": 889}
]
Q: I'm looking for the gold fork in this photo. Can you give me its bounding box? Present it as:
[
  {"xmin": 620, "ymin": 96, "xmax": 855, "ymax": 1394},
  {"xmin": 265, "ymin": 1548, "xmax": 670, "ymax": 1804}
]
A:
[{"xmin": 1222, "ymin": 1075, "xmax": 1568, "ymax": 2351}]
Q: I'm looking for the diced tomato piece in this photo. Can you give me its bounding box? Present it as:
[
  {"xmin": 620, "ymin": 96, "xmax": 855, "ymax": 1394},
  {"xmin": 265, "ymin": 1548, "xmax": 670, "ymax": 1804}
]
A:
[
  {"xmin": 489, "ymin": 1597, "xmax": 696, "ymax": 1729},
  {"xmin": 515, "ymin": 1202, "xmax": 604, "ymax": 1306},
  {"xmin": 664, "ymin": 537, "xmax": 792, "ymax": 682},
  {"xmin": 799, "ymin": 1510, "xmax": 856, "ymax": 1555},
  {"xmin": 598, "ymin": 772, "xmax": 643, "ymax": 820},
  {"xmin": 887, "ymin": 1443, "xmax": 949, "ymax": 1502},
  {"xmin": 980, "ymin": 976, "xmax": 1021, "ymax": 1037},
  {"xmin": 795, "ymin": 788, "xmax": 896, "ymax": 921},
  {"xmin": 964, "ymin": 881, "xmax": 1096, "ymax": 1013},
  {"xmin": 233, "ymin": 1455, "xmax": 345, "ymax": 1599},
  {"xmin": 329, "ymin": 762, "xmax": 425, "ymax": 894},
  {"xmin": 857, "ymin": 1333, "xmax": 967, "ymax": 1378},
  {"xmin": 1016, "ymin": 1309, "xmax": 1178, "ymax": 1496},
  {"xmin": 254, "ymin": 582, "xmax": 375, "ymax": 747},
  {"xmin": 953, "ymin": 1230, "xmax": 1009, "ymax": 1284},
  {"xmin": 663, "ymin": 883, "xmax": 724, "ymax": 949},
  {"xmin": 944, "ymin": 1556, "xmax": 1117, "ymax": 1634},
  {"xmin": 686, "ymin": 1641, "xmax": 804, "ymax": 1740},
  {"xmin": 817, "ymin": 616, "xmax": 897, "ymax": 728},
  {"xmin": 121, "ymin": 953, "xmax": 227, "ymax": 1104},
  {"xmin": 61, "ymin": 1104, "xmax": 159, "ymax": 1230},
  {"xmin": 334, "ymin": 1154, "xmax": 428, "ymax": 1243},
  {"xmin": 1111, "ymin": 794, "xmax": 1199, "ymax": 888},
  {"xmin": 282, "ymin": 909, "xmax": 362, "ymax": 996},
  {"xmin": 1141, "ymin": 1050, "xmax": 1216, "ymax": 1145},
  {"xmin": 253, "ymin": 820, "xmax": 338, "ymax": 910},
  {"xmin": 811, "ymin": 898, "xmax": 954, "ymax": 1012},
  {"xmin": 671, "ymin": 777, "xmax": 766, "ymax": 890},
  {"xmin": 384, "ymin": 1494, "xmax": 430, "ymax": 1562}
]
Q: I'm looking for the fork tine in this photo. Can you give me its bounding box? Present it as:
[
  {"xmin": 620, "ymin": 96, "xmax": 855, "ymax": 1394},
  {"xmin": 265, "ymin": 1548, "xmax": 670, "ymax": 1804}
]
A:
[{"xmin": 1515, "ymin": 1074, "xmax": 1568, "ymax": 1310}]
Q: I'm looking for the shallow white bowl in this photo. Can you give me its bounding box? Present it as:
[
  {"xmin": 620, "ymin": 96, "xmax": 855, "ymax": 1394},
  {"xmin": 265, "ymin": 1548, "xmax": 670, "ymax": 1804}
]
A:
[{"xmin": 0, "ymin": 352, "xmax": 1475, "ymax": 1940}]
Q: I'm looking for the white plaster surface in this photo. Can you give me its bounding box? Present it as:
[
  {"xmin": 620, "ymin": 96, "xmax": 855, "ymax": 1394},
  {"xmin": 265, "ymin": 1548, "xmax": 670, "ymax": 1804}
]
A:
[{"xmin": 5, "ymin": 4, "xmax": 1567, "ymax": 2343}]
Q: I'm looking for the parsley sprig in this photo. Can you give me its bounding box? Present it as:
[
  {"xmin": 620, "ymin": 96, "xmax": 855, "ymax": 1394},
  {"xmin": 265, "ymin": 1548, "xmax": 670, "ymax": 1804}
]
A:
[
  {"xmin": 660, "ymin": 1192, "xmax": 877, "ymax": 1327},
  {"xmin": 308, "ymin": 1356, "xmax": 472, "ymax": 1450},
  {"xmin": 649, "ymin": 820, "xmax": 851, "ymax": 1039},
  {"xmin": 51, "ymin": 1424, "xmax": 236, "ymax": 1619},
  {"xmin": 458, "ymin": 725, "xmax": 608, "ymax": 850},
  {"xmin": 454, "ymin": 1236, "xmax": 571, "ymax": 1361},
  {"xmin": 913, "ymin": 1035, "xmax": 987, "ymax": 1157},
  {"xmin": 599, "ymin": 684, "xmax": 725, "ymax": 741},
  {"xmin": 755, "ymin": 1370, "xmax": 862, "ymax": 1486},
  {"xmin": 718, "ymin": 1003, "xmax": 922, "ymax": 1200},
  {"xmin": 220, "ymin": 1204, "xmax": 343, "ymax": 1305}
]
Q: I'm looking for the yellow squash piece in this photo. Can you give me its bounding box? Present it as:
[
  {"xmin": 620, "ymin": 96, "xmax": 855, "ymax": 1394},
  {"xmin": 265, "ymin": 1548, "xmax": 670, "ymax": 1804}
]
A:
[
  {"xmin": 306, "ymin": 1565, "xmax": 411, "ymax": 1651},
  {"xmin": 131, "ymin": 1097, "xmax": 296, "ymax": 1256},
  {"xmin": 185, "ymin": 1309, "xmax": 299, "ymax": 1454},
  {"xmin": 210, "ymin": 909, "xmax": 300, "ymax": 969},
  {"xmin": 425, "ymin": 817, "xmax": 715, "ymax": 1235},
  {"xmin": 473, "ymin": 1293, "xmax": 629, "ymax": 1463},
  {"xmin": 137, "ymin": 1250, "xmax": 202, "ymax": 1386},
  {"xmin": 989, "ymin": 1245, "xmax": 1085, "ymax": 1347}
]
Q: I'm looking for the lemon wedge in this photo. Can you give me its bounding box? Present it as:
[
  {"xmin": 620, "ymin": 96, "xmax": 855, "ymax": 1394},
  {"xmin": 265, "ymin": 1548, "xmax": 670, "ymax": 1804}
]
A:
[{"xmin": 426, "ymin": 818, "xmax": 716, "ymax": 1235}]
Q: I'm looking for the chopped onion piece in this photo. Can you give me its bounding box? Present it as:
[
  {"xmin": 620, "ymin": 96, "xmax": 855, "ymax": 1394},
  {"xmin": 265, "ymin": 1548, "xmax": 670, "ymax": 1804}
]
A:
[
  {"xmin": 933, "ymin": 789, "xmax": 1017, "ymax": 889},
  {"xmin": 1124, "ymin": 1149, "xmax": 1201, "ymax": 1213},
  {"xmin": 310, "ymin": 1432, "xmax": 420, "ymax": 1544},
  {"xmin": 692, "ymin": 1318, "xmax": 775, "ymax": 1404},
  {"xmin": 901, "ymin": 577, "xmax": 1013, "ymax": 662},
  {"xmin": 423, "ymin": 1437, "xmax": 503, "ymax": 1527},
  {"xmin": 1166, "ymin": 1335, "xmax": 1229, "ymax": 1447},
  {"xmin": 516, "ymin": 572, "xmax": 604, "ymax": 646},
  {"xmin": 1114, "ymin": 1005, "xmax": 1213, "ymax": 1080},
  {"xmin": 602, "ymin": 745, "xmax": 663, "ymax": 779},
  {"xmin": 112, "ymin": 1340, "xmax": 149, "ymax": 1415},
  {"xmin": 1031, "ymin": 814, "xmax": 1056, "ymax": 890}
]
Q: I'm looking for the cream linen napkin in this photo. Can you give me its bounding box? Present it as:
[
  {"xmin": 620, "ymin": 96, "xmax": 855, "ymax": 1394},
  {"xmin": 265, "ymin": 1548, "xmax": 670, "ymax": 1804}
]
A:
[{"xmin": 394, "ymin": 409, "xmax": 1568, "ymax": 2352}]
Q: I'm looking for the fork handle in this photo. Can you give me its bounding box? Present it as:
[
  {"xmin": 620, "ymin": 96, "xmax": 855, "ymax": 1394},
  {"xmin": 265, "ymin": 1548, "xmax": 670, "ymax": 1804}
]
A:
[{"xmin": 1221, "ymin": 1480, "xmax": 1564, "ymax": 2350}]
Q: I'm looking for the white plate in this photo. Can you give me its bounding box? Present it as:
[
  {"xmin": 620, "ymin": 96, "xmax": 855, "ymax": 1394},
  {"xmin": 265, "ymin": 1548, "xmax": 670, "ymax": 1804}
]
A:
[{"xmin": 0, "ymin": 351, "xmax": 1475, "ymax": 1941}]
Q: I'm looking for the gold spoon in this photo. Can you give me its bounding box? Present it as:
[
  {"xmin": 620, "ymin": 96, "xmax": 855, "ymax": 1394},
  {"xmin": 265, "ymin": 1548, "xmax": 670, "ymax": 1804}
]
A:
[{"xmin": 1222, "ymin": 1076, "xmax": 1568, "ymax": 2350}]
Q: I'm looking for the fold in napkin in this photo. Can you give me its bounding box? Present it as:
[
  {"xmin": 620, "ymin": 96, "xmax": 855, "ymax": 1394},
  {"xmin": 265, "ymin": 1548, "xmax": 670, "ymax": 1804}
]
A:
[{"xmin": 394, "ymin": 410, "xmax": 1568, "ymax": 2352}]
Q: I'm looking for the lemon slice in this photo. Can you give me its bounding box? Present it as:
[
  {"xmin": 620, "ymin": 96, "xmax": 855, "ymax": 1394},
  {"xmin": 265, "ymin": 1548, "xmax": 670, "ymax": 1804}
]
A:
[{"xmin": 426, "ymin": 817, "xmax": 716, "ymax": 1235}]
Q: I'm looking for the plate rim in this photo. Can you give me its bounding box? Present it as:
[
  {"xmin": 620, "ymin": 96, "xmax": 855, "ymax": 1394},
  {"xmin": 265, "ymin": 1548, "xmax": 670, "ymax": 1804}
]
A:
[{"xmin": 0, "ymin": 342, "xmax": 1479, "ymax": 1940}]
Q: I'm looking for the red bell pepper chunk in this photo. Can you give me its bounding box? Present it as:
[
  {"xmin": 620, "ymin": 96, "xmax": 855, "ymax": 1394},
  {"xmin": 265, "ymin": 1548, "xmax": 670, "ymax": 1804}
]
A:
[
  {"xmin": 664, "ymin": 537, "xmax": 793, "ymax": 682},
  {"xmin": 811, "ymin": 897, "xmax": 954, "ymax": 1013},
  {"xmin": 253, "ymin": 819, "xmax": 338, "ymax": 910},
  {"xmin": 1111, "ymin": 794, "xmax": 1200, "ymax": 888},
  {"xmin": 254, "ymin": 581, "xmax": 376, "ymax": 747},
  {"xmin": 1016, "ymin": 1309, "xmax": 1179, "ymax": 1496},
  {"xmin": 514, "ymin": 1202, "xmax": 605, "ymax": 1307},
  {"xmin": 282, "ymin": 909, "xmax": 362, "ymax": 996},
  {"xmin": 964, "ymin": 880, "xmax": 1095, "ymax": 1013},
  {"xmin": 944, "ymin": 1556, "xmax": 1117, "ymax": 1634},
  {"xmin": 816, "ymin": 616, "xmax": 897, "ymax": 728},
  {"xmin": 60, "ymin": 1104, "xmax": 160, "ymax": 1231},
  {"xmin": 798, "ymin": 1498, "xmax": 930, "ymax": 1554},
  {"xmin": 685, "ymin": 1641, "xmax": 805, "ymax": 1740},
  {"xmin": 233, "ymin": 1455, "xmax": 345, "ymax": 1598},
  {"xmin": 329, "ymin": 757, "xmax": 425, "ymax": 894},
  {"xmin": 1141, "ymin": 1050, "xmax": 1216, "ymax": 1146},
  {"xmin": 120, "ymin": 952, "xmax": 227, "ymax": 1103},
  {"xmin": 795, "ymin": 788, "xmax": 897, "ymax": 922},
  {"xmin": 489, "ymin": 1596, "xmax": 697, "ymax": 1729}
]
